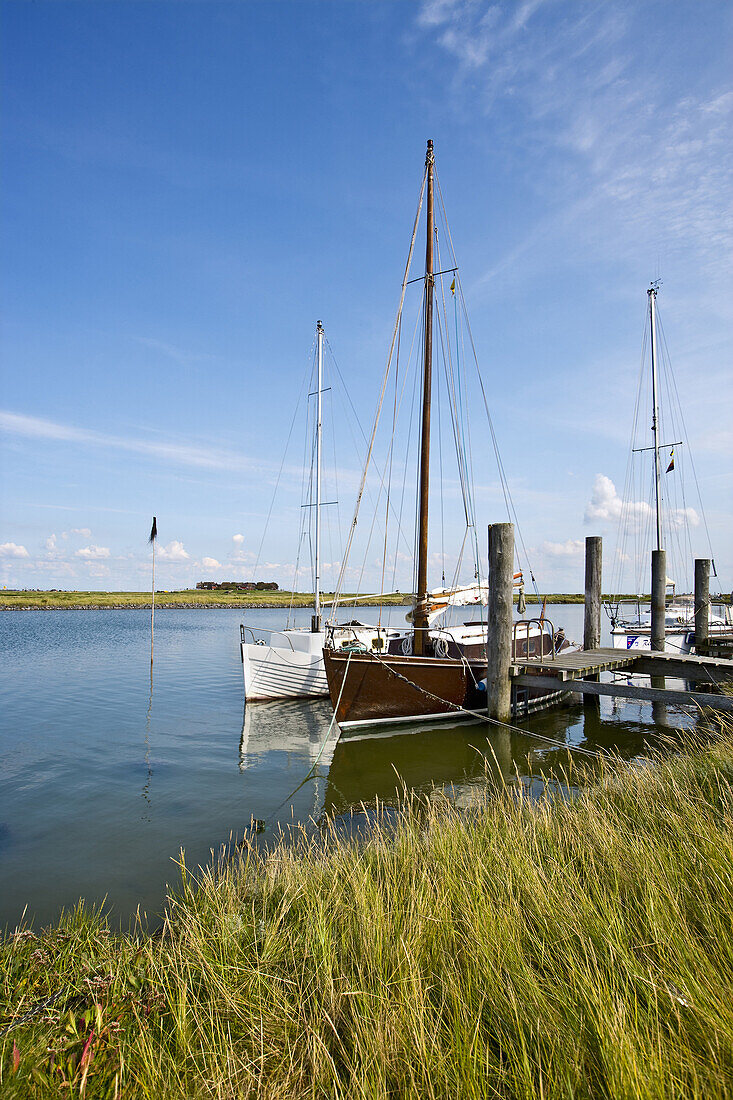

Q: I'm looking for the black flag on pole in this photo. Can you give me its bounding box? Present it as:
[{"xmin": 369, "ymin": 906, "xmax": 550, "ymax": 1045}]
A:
[{"xmin": 149, "ymin": 516, "xmax": 157, "ymax": 543}]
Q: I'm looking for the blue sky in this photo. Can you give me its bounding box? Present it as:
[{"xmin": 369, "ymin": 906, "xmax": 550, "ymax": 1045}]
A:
[{"xmin": 1, "ymin": 0, "xmax": 731, "ymax": 594}]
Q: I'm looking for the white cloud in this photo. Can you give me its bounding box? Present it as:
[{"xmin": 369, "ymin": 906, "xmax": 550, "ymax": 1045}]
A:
[
  {"xmin": 70, "ymin": 527, "xmax": 92, "ymax": 537},
  {"xmin": 157, "ymin": 540, "xmax": 189, "ymax": 562},
  {"xmin": 201, "ymin": 556, "xmax": 221, "ymax": 569},
  {"xmin": 75, "ymin": 545, "xmax": 111, "ymax": 560},
  {"xmin": 542, "ymin": 539, "xmax": 584, "ymax": 558},
  {"xmin": 45, "ymin": 534, "xmax": 57, "ymax": 551},
  {"xmin": 584, "ymin": 474, "xmax": 653, "ymax": 525},
  {"xmin": 232, "ymin": 533, "xmax": 245, "ymax": 544},
  {"xmin": 0, "ymin": 542, "xmax": 30, "ymax": 558}
]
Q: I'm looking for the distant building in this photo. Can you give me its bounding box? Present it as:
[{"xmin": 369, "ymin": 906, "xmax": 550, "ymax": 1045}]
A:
[{"xmin": 195, "ymin": 580, "xmax": 279, "ymax": 591}]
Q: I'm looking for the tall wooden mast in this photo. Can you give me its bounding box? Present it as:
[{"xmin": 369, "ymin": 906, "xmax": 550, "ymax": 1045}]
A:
[{"xmin": 414, "ymin": 139, "xmax": 435, "ymax": 656}]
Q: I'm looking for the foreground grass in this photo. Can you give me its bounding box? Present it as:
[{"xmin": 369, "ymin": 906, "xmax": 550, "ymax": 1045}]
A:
[{"xmin": 2, "ymin": 731, "xmax": 733, "ymax": 1097}]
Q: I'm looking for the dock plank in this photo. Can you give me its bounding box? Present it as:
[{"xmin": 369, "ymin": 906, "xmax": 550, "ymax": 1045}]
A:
[{"xmin": 513, "ymin": 673, "xmax": 733, "ymax": 712}]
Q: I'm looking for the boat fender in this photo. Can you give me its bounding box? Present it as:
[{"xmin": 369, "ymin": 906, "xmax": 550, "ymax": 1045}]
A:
[{"xmin": 476, "ymin": 679, "xmax": 487, "ymax": 692}]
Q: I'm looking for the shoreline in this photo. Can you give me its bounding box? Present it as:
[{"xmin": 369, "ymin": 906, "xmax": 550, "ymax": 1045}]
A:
[{"xmin": 0, "ymin": 591, "xmax": 662, "ymax": 610}]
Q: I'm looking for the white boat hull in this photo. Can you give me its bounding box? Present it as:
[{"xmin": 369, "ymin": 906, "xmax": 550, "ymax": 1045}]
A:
[
  {"xmin": 242, "ymin": 639, "xmax": 329, "ymax": 701},
  {"xmin": 241, "ymin": 623, "xmax": 400, "ymax": 702}
]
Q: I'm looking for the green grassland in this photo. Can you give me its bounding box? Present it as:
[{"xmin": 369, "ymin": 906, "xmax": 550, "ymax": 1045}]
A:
[
  {"xmin": 2, "ymin": 722, "xmax": 733, "ymax": 1097},
  {"xmin": 0, "ymin": 590, "xmax": 652, "ymax": 609},
  {"xmin": 0, "ymin": 589, "xmax": 409, "ymax": 610}
]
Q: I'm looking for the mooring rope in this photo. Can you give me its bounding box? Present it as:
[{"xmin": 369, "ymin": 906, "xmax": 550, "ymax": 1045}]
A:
[{"xmin": 358, "ymin": 646, "xmax": 610, "ymax": 759}]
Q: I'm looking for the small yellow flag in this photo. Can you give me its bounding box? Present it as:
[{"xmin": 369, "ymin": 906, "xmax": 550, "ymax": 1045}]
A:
[{"xmin": 450, "ymin": 278, "xmax": 456, "ymax": 295}]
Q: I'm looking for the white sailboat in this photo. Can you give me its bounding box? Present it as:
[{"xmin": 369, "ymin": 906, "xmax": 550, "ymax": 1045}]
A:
[
  {"xmin": 608, "ymin": 284, "xmax": 730, "ymax": 653},
  {"xmin": 240, "ymin": 321, "xmax": 398, "ymax": 701}
]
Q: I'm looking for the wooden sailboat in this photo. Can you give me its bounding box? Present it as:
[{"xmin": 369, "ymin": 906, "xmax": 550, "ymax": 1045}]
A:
[{"xmin": 323, "ymin": 141, "xmax": 573, "ymax": 734}]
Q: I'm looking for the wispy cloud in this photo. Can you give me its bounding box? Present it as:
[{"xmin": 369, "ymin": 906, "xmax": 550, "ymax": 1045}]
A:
[
  {"xmin": 0, "ymin": 410, "xmax": 268, "ymax": 475},
  {"xmin": 133, "ymin": 337, "xmax": 217, "ymax": 366},
  {"xmin": 417, "ymin": 2, "xmax": 733, "ymax": 300}
]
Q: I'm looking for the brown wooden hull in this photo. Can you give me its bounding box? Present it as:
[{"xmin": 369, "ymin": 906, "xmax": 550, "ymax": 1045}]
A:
[{"xmin": 323, "ymin": 650, "xmax": 472, "ymax": 728}]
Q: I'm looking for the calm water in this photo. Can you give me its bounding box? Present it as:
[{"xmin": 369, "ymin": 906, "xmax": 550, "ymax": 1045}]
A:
[{"xmin": 0, "ymin": 605, "xmax": 698, "ymax": 930}]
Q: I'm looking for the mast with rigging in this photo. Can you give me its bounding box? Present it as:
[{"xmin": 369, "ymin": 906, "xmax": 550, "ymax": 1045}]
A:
[
  {"xmin": 414, "ymin": 139, "xmax": 435, "ymax": 656},
  {"xmin": 648, "ymin": 283, "xmax": 663, "ymax": 553},
  {"xmin": 313, "ymin": 319, "xmax": 324, "ymax": 632}
]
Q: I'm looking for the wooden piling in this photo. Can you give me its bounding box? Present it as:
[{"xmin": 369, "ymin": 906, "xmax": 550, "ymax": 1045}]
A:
[
  {"xmin": 695, "ymin": 558, "xmax": 710, "ymax": 650},
  {"xmin": 583, "ymin": 536, "xmax": 602, "ymax": 651},
  {"xmin": 487, "ymin": 522, "xmax": 514, "ymax": 722},
  {"xmin": 651, "ymin": 549, "xmax": 666, "ymax": 652}
]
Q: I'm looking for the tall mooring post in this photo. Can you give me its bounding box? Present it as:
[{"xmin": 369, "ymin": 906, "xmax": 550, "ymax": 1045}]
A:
[
  {"xmin": 487, "ymin": 522, "xmax": 514, "ymax": 723},
  {"xmin": 583, "ymin": 536, "xmax": 602, "ymax": 651},
  {"xmin": 651, "ymin": 549, "xmax": 667, "ymax": 652},
  {"xmin": 695, "ymin": 558, "xmax": 710, "ymax": 651}
]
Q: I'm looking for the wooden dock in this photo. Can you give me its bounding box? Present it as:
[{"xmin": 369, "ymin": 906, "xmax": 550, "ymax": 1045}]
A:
[{"xmin": 511, "ymin": 647, "xmax": 733, "ymax": 713}]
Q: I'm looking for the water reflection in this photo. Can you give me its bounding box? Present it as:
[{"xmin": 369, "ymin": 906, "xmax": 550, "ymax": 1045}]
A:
[
  {"xmin": 0, "ymin": 606, "xmax": 704, "ymax": 931},
  {"xmin": 319, "ymin": 693, "xmax": 697, "ymax": 823}
]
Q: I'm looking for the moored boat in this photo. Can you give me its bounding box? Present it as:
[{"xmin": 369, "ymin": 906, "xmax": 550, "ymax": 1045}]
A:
[{"xmin": 324, "ymin": 140, "xmax": 579, "ymax": 733}]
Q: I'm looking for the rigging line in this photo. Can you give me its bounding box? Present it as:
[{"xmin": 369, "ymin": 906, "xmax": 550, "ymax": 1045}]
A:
[
  {"xmin": 391, "ymin": 333, "xmax": 422, "ymax": 595},
  {"xmin": 436, "ymin": 260, "xmax": 482, "ymax": 589},
  {"xmin": 437, "ymin": 316, "xmax": 446, "ymax": 585},
  {"xmin": 437, "ymin": 235, "xmax": 478, "ymax": 575},
  {"xmin": 435, "ymin": 261, "xmax": 472, "ymax": 532},
  {"xmin": 326, "ymin": 341, "xmax": 411, "ymax": 566},
  {"xmin": 435, "ymin": 303, "xmax": 471, "ymax": 529},
  {"xmin": 657, "ymin": 308, "xmax": 718, "ymax": 573},
  {"xmin": 455, "ymin": 278, "xmax": 540, "ymax": 600},
  {"xmin": 355, "ymin": 296, "xmax": 424, "ymax": 608},
  {"xmin": 433, "ymin": 169, "xmax": 531, "ymax": 594},
  {"xmin": 326, "ymin": 387, "xmax": 339, "ymax": 599},
  {"xmin": 378, "ymin": 312, "xmax": 403, "ymax": 628},
  {"xmin": 411, "ymin": 294, "xmax": 428, "ymax": 603},
  {"xmin": 331, "ymin": 164, "xmax": 428, "ymax": 613},
  {"xmin": 290, "ymin": 349, "xmax": 319, "ymax": 623},
  {"xmin": 250, "ymin": 336, "xmax": 315, "ymax": 600}
]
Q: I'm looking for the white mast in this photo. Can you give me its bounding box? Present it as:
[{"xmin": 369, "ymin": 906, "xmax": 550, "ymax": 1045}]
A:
[
  {"xmin": 313, "ymin": 320, "xmax": 324, "ymax": 631},
  {"xmin": 648, "ymin": 283, "xmax": 663, "ymax": 552}
]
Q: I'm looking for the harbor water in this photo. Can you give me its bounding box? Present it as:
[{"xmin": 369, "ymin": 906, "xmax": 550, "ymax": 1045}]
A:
[{"xmin": 0, "ymin": 605, "xmax": 700, "ymax": 930}]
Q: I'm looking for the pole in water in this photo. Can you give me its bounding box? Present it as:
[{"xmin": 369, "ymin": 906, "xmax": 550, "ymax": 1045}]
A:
[
  {"xmin": 149, "ymin": 516, "xmax": 157, "ymax": 666},
  {"xmin": 651, "ymin": 548, "xmax": 666, "ymax": 652},
  {"xmin": 694, "ymin": 558, "xmax": 710, "ymax": 652},
  {"xmin": 583, "ymin": 536, "xmax": 602, "ymax": 651},
  {"xmin": 487, "ymin": 522, "xmax": 514, "ymax": 723}
]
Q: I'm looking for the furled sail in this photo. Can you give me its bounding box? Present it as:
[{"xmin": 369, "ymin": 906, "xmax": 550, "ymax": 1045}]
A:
[{"xmin": 406, "ymin": 575, "xmax": 523, "ymax": 624}]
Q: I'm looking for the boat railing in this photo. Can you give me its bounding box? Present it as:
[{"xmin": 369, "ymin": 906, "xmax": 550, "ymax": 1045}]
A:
[
  {"xmin": 513, "ymin": 618, "xmax": 556, "ymax": 661},
  {"xmin": 239, "ymin": 624, "xmax": 296, "ymax": 652}
]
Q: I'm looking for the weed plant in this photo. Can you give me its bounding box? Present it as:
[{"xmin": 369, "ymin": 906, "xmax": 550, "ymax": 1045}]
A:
[{"xmin": 2, "ymin": 725, "xmax": 733, "ymax": 1097}]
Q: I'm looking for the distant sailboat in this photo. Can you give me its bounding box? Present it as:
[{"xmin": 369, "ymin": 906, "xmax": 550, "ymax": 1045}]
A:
[
  {"xmin": 607, "ymin": 285, "xmax": 730, "ymax": 653},
  {"xmin": 240, "ymin": 322, "xmax": 398, "ymax": 701}
]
